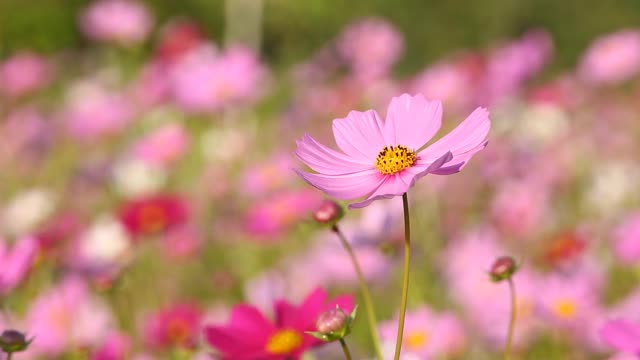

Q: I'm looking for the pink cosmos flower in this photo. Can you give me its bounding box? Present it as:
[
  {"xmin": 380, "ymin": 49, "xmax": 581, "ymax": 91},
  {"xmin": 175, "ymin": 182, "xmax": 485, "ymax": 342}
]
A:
[
  {"xmin": 0, "ymin": 236, "xmax": 38, "ymax": 295},
  {"xmin": 578, "ymin": 29, "xmax": 640, "ymax": 85},
  {"xmin": 600, "ymin": 319, "xmax": 640, "ymax": 355},
  {"xmin": 204, "ymin": 288, "xmax": 353, "ymax": 360},
  {"xmin": 490, "ymin": 179, "xmax": 549, "ymax": 238},
  {"xmin": 295, "ymin": 93, "xmax": 490, "ymax": 208},
  {"xmin": 26, "ymin": 277, "xmax": 114, "ymax": 356},
  {"xmin": 337, "ymin": 18, "xmax": 404, "ymax": 82},
  {"xmin": 143, "ymin": 303, "xmax": 202, "ymax": 350},
  {"xmin": 612, "ymin": 212, "xmax": 640, "ymax": 265},
  {"xmin": 379, "ymin": 306, "xmax": 466, "ymax": 359},
  {"xmin": 0, "ymin": 52, "xmax": 53, "ymax": 98},
  {"xmin": 131, "ymin": 123, "xmax": 189, "ymax": 168},
  {"xmin": 170, "ymin": 45, "xmax": 266, "ymax": 113},
  {"xmin": 80, "ymin": 0, "xmax": 153, "ymax": 45},
  {"xmin": 92, "ymin": 331, "xmax": 131, "ymax": 360}
]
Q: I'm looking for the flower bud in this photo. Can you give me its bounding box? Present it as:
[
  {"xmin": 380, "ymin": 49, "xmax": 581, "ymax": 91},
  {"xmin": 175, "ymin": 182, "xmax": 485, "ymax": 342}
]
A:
[
  {"xmin": 0, "ymin": 329, "xmax": 32, "ymax": 353},
  {"xmin": 313, "ymin": 200, "xmax": 344, "ymax": 225},
  {"xmin": 490, "ymin": 256, "xmax": 518, "ymax": 282},
  {"xmin": 316, "ymin": 307, "xmax": 349, "ymax": 334}
]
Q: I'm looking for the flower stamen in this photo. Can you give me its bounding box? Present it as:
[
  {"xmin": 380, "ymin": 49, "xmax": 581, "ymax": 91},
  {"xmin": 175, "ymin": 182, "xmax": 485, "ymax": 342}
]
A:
[{"xmin": 375, "ymin": 145, "xmax": 417, "ymax": 175}]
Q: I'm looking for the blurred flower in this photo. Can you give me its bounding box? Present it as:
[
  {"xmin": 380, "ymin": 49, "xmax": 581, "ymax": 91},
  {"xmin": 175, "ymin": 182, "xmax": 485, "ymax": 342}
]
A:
[
  {"xmin": 69, "ymin": 215, "xmax": 132, "ymax": 274},
  {"xmin": 0, "ymin": 236, "xmax": 38, "ymax": 295},
  {"xmin": 2, "ymin": 188, "xmax": 56, "ymax": 236},
  {"xmin": 296, "ymin": 93, "xmax": 490, "ymax": 208},
  {"xmin": 64, "ymin": 80, "xmax": 136, "ymax": 141},
  {"xmin": 578, "ymin": 29, "xmax": 640, "ymax": 85},
  {"xmin": 159, "ymin": 225, "xmax": 202, "ymax": 260},
  {"xmin": 204, "ymin": 288, "xmax": 353, "ymax": 360},
  {"xmin": 612, "ymin": 212, "xmax": 640, "ymax": 265},
  {"xmin": 143, "ymin": 303, "xmax": 202, "ymax": 350},
  {"xmin": 490, "ymin": 179, "xmax": 549, "ymax": 238},
  {"xmin": 131, "ymin": 123, "xmax": 189, "ymax": 168},
  {"xmin": 92, "ymin": 331, "xmax": 131, "ymax": 360},
  {"xmin": 118, "ymin": 194, "xmax": 189, "ymax": 237},
  {"xmin": 411, "ymin": 58, "xmax": 477, "ymax": 113},
  {"xmin": 244, "ymin": 189, "xmax": 323, "ymax": 239},
  {"xmin": 584, "ymin": 161, "xmax": 640, "ymax": 216},
  {"xmin": 170, "ymin": 45, "xmax": 267, "ymax": 113},
  {"xmin": 26, "ymin": 277, "xmax": 114, "ymax": 356},
  {"xmin": 379, "ymin": 306, "xmax": 466, "ymax": 359},
  {"xmin": 112, "ymin": 157, "xmax": 167, "ymax": 197},
  {"xmin": 599, "ymin": 319, "xmax": 640, "ymax": 355},
  {"xmin": 80, "ymin": 0, "xmax": 153, "ymax": 45},
  {"xmin": 337, "ymin": 18, "xmax": 404, "ymax": 82},
  {"xmin": 241, "ymin": 154, "xmax": 295, "ymax": 197},
  {"xmin": 0, "ymin": 52, "xmax": 53, "ymax": 98},
  {"xmin": 155, "ymin": 20, "xmax": 206, "ymax": 65}
]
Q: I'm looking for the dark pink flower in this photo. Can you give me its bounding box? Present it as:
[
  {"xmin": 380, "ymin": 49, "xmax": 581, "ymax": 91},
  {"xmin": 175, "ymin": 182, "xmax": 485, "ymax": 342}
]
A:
[
  {"xmin": 600, "ymin": 319, "xmax": 640, "ymax": 355},
  {"xmin": 204, "ymin": 288, "xmax": 353, "ymax": 360},
  {"xmin": 0, "ymin": 236, "xmax": 38, "ymax": 295},
  {"xmin": 118, "ymin": 194, "xmax": 189, "ymax": 237},
  {"xmin": 143, "ymin": 303, "xmax": 202, "ymax": 350}
]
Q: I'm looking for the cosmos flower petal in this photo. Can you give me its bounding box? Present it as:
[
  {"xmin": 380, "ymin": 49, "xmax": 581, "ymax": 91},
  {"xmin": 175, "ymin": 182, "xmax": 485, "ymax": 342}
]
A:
[
  {"xmin": 401, "ymin": 151, "xmax": 453, "ymax": 186},
  {"xmin": 384, "ymin": 93, "xmax": 443, "ymax": 149},
  {"xmin": 419, "ymin": 107, "xmax": 490, "ymax": 171},
  {"xmin": 295, "ymin": 134, "xmax": 371, "ymax": 175},
  {"xmin": 295, "ymin": 169, "xmax": 385, "ymax": 199},
  {"xmin": 349, "ymin": 174, "xmax": 410, "ymax": 209},
  {"xmin": 600, "ymin": 319, "xmax": 640, "ymax": 353},
  {"xmin": 332, "ymin": 110, "xmax": 387, "ymax": 161}
]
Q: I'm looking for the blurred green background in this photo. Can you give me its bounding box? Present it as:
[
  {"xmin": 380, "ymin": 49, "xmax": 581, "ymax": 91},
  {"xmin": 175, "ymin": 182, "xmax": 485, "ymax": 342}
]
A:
[{"xmin": 2, "ymin": 0, "xmax": 640, "ymax": 73}]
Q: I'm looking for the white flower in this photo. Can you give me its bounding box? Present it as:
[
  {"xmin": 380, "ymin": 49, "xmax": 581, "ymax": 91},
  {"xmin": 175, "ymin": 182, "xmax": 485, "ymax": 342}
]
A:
[
  {"xmin": 3, "ymin": 188, "xmax": 56, "ymax": 236},
  {"xmin": 112, "ymin": 157, "xmax": 166, "ymax": 197}
]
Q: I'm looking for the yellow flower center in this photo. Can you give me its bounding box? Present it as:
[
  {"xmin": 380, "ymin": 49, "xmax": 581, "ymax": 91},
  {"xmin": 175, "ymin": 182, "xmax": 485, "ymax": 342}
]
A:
[
  {"xmin": 404, "ymin": 331, "xmax": 429, "ymax": 351},
  {"xmin": 552, "ymin": 299, "xmax": 577, "ymax": 319},
  {"xmin": 375, "ymin": 145, "xmax": 417, "ymax": 175},
  {"xmin": 265, "ymin": 329, "xmax": 303, "ymax": 355}
]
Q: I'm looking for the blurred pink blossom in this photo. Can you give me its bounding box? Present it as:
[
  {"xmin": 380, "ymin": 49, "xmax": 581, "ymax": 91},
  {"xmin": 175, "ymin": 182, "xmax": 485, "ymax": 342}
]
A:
[
  {"xmin": 132, "ymin": 123, "xmax": 189, "ymax": 168},
  {"xmin": 170, "ymin": 45, "xmax": 267, "ymax": 113},
  {"xmin": 0, "ymin": 52, "xmax": 53, "ymax": 98},
  {"xmin": 0, "ymin": 236, "xmax": 38, "ymax": 295},
  {"xmin": 490, "ymin": 179, "xmax": 549, "ymax": 238},
  {"xmin": 80, "ymin": 0, "xmax": 153, "ymax": 45},
  {"xmin": 612, "ymin": 212, "xmax": 640, "ymax": 265},
  {"xmin": 92, "ymin": 331, "xmax": 131, "ymax": 360},
  {"xmin": 26, "ymin": 277, "xmax": 114, "ymax": 356},
  {"xmin": 337, "ymin": 18, "xmax": 404, "ymax": 82},
  {"xmin": 143, "ymin": 303, "xmax": 202, "ymax": 350},
  {"xmin": 379, "ymin": 306, "xmax": 466, "ymax": 359},
  {"xmin": 579, "ymin": 29, "xmax": 640, "ymax": 85}
]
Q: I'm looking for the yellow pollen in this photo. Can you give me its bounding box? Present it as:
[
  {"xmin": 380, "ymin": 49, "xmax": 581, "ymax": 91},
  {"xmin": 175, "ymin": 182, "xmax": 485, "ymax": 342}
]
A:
[
  {"xmin": 404, "ymin": 331, "xmax": 429, "ymax": 351},
  {"xmin": 552, "ymin": 299, "xmax": 577, "ymax": 319},
  {"xmin": 265, "ymin": 329, "xmax": 303, "ymax": 355},
  {"xmin": 375, "ymin": 145, "xmax": 417, "ymax": 175}
]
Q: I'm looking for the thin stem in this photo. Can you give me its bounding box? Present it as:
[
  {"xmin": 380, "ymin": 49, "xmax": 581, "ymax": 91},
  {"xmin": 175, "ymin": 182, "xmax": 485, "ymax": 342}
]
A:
[
  {"xmin": 332, "ymin": 225, "xmax": 384, "ymax": 360},
  {"xmin": 339, "ymin": 338, "xmax": 353, "ymax": 360},
  {"xmin": 505, "ymin": 277, "xmax": 517, "ymax": 360},
  {"xmin": 394, "ymin": 193, "xmax": 411, "ymax": 360},
  {"xmin": 7, "ymin": 352, "xmax": 12, "ymax": 360}
]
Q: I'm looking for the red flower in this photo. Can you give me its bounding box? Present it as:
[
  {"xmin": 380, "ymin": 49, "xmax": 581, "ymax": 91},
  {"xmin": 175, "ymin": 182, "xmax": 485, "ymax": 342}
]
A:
[
  {"xmin": 118, "ymin": 194, "xmax": 188, "ymax": 236},
  {"xmin": 204, "ymin": 288, "xmax": 354, "ymax": 360}
]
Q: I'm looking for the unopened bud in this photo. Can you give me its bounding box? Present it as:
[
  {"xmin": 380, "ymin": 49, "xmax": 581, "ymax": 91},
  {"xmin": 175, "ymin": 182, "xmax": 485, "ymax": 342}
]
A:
[
  {"xmin": 313, "ymin": 200, "xmax": 344, "ymax": 225},
  {"xmin": 316, "ymin": 307, "xmax": 349, "ymax": 334},
  {"xmin": 490, "ymin": 256, "xmax": 518, "ymax": 282},
  {"xmin": 0, "ymin": 329, "xmax": 32, "ymax": 353}
]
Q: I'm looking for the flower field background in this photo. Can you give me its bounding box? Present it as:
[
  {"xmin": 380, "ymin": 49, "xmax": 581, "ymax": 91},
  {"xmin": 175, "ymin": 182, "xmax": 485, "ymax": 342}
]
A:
[{"xmin": 1, "ymin": 0, "xmax": 640, "ymax": 359}]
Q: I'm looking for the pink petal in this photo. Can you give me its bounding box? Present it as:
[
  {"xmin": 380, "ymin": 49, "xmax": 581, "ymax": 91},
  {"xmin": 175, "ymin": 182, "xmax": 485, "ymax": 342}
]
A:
[
  {"xmin": 401, "ymin": 151, "xmax": 453, "ymax": 185},
  {"xmin": 419, "ymin": 106, "xmax": 490, "ymax": 172},
  {"xmin": 295, "ymin": 134, "xmax": 371, "ymax": 175},
  {"xmin": 332, "ymin": 110, "xmax": 386, "ymax": 161},
  {"xmin": 349, "ymin": 174, "xmax": 411, "ymax": 209},
  {"xmin": 295, "ymin": 169, "xmax": 385, "ymax": 200},
  {"xmin": 384, "ymin": 94, "xmax": 442, "ymax": 149},
  {"xmin": 600, "ymin": 319, "xmax": 640, "ymax": 353}
]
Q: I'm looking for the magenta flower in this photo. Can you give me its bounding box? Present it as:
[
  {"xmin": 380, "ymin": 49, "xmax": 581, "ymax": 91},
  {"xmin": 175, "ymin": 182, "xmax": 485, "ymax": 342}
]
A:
[
  {"xmin": 295, "ymin": 93, "xmax": 490, "ymax": 208},
  {"xmin": 600, "ymin": 319, "xmax": 640, "ymax": 355},
  {"xmin": 204, "ymin": 288, "xmax": 353, "ymax": 360},
  {"xmin": 0, "ymin": 236, "xmax": 38, "ymax": 295},
  {"xmin": 143, "ymin": 303, "xmax": 202, "ymax": 350}
]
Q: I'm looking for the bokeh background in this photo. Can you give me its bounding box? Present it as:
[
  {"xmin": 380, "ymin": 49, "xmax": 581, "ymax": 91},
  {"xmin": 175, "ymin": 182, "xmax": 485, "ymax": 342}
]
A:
[{"xmin": 2, "ymin": 0, "xmax": 640, "ymax": 359}]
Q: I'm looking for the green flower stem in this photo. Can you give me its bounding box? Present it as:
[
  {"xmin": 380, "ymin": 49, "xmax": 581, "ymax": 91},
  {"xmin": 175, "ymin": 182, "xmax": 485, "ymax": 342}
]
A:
[
  {"xmin": 332, "ymin": 225, "xmax": 384, "ymax": 360},
  {"xmin": 393, "ymin": 192, "xmax": 412, "ymax": 360},
  {"xmin": 505, "ymin": 277, "xmax": 517, "ymax": 360},
  {"xmin": 339, "ymin": 338, "xmax": 353, "ymax": 360}
]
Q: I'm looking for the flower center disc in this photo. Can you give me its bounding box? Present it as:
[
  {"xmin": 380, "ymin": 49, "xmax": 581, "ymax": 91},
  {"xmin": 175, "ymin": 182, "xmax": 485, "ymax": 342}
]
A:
[
  {"xmin": 375, "ymin": 145, "xmax": 417, "ymax": 175},
  {"xmin": 552, "ymin": 299, "xmax": 577, "ymax": 319},
  {"xmin": 265, "ymin": 329, "xmax": 303, "ymax": 355}
]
